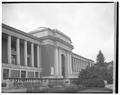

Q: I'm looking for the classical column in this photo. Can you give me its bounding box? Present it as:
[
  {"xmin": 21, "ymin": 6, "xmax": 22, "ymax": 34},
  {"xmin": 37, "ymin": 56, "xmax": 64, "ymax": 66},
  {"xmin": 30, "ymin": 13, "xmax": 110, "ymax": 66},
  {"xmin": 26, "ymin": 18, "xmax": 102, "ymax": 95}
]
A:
[
  {"xmin": 37, "ymin": 45, "xmax": 40, "ymax": 68},
  {"xmin": 78, "ymin": 61, "xmax": 80, "ymax": 71},
  {"xmin": 66, "ymin": 52, "xmax": 72, "ymax": 76},
  {"xmin": 77, "ymin": 60, "xmax": 78, "ymax": 72},
  {"xmin": 69, "ymin": 52, "xmax": 72, "ymax": 75},
  {"xmin": 8, "ymin": 35, "xmax": 11, "ymax": 64},
  {"xmin": 74, "ymin": 58, "xmax": 76, "ymax": 72},
  {"xmin": 31, "ymin": 43, "xmax": 34, "ymax": 67},
  {"xmin": 24, "ymin": 41, "xmax": 27, "ymax": 66},
  {"xmin": 9, "ymin": 69, "xmax": 11, "ymax": 78},
  {"xmin": 54, "ymin": 47, "xmax": 59, "ymax": 76},
  {"xmin": 66, "ymin": 52, "xmax": 69, "ymax": 76},
  {"xmin": 75, "ymin": 59, "xmax": 77, "ymax": 72},
  {"xmin": 72, "ymin": 58, "xmax": 74, "ymax": 72},
  {"xmin": 16, "ymin": 38, "xmax": 20, "ymax": 65},
  {"xmin": 58, "ymin": 48, "xmax": 62, "ymax": 76}
]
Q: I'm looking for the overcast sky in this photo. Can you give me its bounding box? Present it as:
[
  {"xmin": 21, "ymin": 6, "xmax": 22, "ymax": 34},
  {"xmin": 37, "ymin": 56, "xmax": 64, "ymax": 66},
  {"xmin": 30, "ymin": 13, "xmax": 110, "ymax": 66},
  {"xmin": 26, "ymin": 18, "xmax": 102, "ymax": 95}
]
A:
[{"xmin": 2, "ymin": 3, "xmax": 115, "ymax": 62}]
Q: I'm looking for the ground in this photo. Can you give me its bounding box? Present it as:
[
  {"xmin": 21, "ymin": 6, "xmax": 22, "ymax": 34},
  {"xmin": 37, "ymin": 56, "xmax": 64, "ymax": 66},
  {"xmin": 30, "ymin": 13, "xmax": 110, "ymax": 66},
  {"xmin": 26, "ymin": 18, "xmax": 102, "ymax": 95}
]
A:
[{"xmin": 27, "ymin": 85, "xmax": 113, "ymax": 93}]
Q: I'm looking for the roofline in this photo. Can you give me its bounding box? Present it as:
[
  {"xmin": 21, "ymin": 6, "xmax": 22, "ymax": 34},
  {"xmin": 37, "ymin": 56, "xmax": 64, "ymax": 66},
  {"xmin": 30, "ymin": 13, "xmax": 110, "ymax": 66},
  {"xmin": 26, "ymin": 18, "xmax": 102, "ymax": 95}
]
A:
[
  {"xmin": 2, "ymin": 23, "xmax": 73, "ymax": 48},
  {"xmin": 38, "ymin": 35, "xmax": 74, "ymax": 49},
  {"xmin": 29, "ymin": 27, "xmax": 51, "ymax": 34},
  {"xmin": 53, "ymin": 29, "xmax": 71, "ymax": 42},
  {"xmin": 29, "ymin": 27, "xmax": 71, "ymax": 42},
  {"xmin": 2, "ymin": 23, "xmax": 40, "ymax": 41},
  {"xmin": 72, "ymin": 53, "xmax": 94, "ymax": 62}
]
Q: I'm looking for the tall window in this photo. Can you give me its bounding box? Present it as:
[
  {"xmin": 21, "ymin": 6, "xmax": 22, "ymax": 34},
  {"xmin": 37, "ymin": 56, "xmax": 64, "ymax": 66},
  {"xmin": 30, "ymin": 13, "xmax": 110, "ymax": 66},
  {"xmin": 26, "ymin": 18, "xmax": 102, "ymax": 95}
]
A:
[
  {"xmin": 2, "ymin": 33, "xmax": 8, "ymax": 63},
  {"xmin": 11, "ymin": 55, "xmax": 17, "ymax": 65},
  {"xmin": 35, "ymin": 72, "xmax": 39, "ymax": 78},
  {"xmin": 11, "ymin": 39, "xmax": 17, "ymax": 65},
  {"xmin": 3, "ymin": 69, "xmax": 9, "ymax": 79},
  {"xmin": 21, "ymin": 71, "xmax": 26, "ymax": 78},
  {"xmin": 27, "ymin": 55, "xmax": 31, "ymax": 67}
]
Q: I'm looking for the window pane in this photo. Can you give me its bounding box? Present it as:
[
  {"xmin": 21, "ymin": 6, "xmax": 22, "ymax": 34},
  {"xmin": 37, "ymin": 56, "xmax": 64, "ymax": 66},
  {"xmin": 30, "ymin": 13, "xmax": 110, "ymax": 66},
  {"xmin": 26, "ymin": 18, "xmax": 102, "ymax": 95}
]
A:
[
  {"xmin": 3, "ymin": 69, "xmax": 9, "ymax": 79},
  {"xmin": 35, "ymin": 72, "xmax": 38, "ymax": 78},
  {"xmin": 21, "ymin": 71, "xmax": 26, "ymax": 78}
]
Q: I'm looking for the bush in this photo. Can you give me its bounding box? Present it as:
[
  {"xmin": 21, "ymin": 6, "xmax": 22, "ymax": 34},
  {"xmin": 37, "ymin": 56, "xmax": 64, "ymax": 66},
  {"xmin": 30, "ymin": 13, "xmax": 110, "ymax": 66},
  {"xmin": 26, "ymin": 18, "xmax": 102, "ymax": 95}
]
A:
[
  {"xmin": 81, "ymin": 78, "xmax": 105, "ymax": 88},
  {"xmin": 71, "ymin": 79, "xmax": 79, "ymax": 85},
  {"xmin": 103, "ymin": 72, "xmax": 113, "ymax": 84},
  {"xmin": 48, "ymin": 80, "xmax": 65, "ymax": 88},
  {"xmin": 107, "ymin": 77, "xmax": 113, "ymax": 84},
  {"xmin": 2, "ymin": 83, "xmax": 7, "ymax": 87}
]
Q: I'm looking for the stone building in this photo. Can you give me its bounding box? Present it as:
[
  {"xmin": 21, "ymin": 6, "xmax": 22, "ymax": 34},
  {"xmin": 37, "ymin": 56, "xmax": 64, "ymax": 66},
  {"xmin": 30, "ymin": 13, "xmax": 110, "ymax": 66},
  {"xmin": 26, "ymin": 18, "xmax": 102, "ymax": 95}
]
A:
[{"xmin": 2, "ymin": 23, "xmax": 94, "ymax": 81}]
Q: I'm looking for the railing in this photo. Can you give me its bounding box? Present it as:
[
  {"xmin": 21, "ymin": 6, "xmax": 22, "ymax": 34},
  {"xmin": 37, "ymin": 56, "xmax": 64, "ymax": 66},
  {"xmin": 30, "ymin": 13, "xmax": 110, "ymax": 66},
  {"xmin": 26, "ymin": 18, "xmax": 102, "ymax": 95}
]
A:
[{"xmin": 2, "ymin": 78, "xmax": 65, "ymax": 89}]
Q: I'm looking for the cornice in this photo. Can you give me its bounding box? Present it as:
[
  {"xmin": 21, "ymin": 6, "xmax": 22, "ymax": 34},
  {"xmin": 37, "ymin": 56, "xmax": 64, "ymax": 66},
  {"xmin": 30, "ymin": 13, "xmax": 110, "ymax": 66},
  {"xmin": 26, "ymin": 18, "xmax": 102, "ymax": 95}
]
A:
[
  {"xmin": 38, "ymin": 35, "xmax": 74, "ymax": 49},
  {"xmin": 2, "ymin": 23, "xmax": 40, "ymax": 41},
  {"xmin": 29, "ymin": 27, "xmax": 71, "ymax": 42},
  {"xmin": 72, "ymin": 53, "xmax": 94, "ymax": 62}
]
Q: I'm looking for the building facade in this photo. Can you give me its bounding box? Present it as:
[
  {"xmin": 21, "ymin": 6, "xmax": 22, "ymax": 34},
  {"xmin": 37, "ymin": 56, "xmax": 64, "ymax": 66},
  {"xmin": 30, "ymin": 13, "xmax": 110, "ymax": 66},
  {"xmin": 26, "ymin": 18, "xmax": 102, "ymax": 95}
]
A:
[
  {"xmin": 2, "ymin": 24, "xmax": 94, "ymax": 82},
  {"xmin": 72, "ymin": 53, "xmax": 94, "ymax": 78},
  {"xmin": 2, "ymin": 24, "xmax": 41, "ymax": 80}
]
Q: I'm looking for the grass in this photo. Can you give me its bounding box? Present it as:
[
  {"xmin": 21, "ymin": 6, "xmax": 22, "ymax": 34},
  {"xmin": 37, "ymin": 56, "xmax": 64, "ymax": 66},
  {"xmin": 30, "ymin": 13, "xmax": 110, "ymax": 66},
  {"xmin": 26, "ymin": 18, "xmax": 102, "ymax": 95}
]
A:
[{"xmin": 27, "ymin": 85, "xmax": 113, "ymax": 93}]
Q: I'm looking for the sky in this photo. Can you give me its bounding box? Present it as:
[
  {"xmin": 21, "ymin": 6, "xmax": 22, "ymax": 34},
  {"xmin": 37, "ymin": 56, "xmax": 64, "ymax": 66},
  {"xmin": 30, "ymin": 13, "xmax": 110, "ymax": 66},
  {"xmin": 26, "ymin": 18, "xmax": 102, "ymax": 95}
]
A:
[{"xmin": 2, "ymin": 3, "xmax": 115, "ymax": 62}]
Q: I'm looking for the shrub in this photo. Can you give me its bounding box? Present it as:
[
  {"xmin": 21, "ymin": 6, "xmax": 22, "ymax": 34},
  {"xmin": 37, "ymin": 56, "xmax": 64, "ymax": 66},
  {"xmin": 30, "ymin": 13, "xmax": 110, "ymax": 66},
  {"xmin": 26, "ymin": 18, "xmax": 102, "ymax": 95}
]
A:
[
  {"xmin": 103, "ymin": 72, "xmax": 113, "ymax": 84},
  {"xmin": 71, "ymin": 79, "xmax": 79, "ymax": 85},
  {"xmin": 81, "ymin": 78, "xmax": 105, "ymax": 88},
  {"xmin": 48, "ymin": 80, "xmax": 64, "ymax": 88},
  {"xmin": 2, "ymin": 83, "xmax": 7, "ymax": 87}
]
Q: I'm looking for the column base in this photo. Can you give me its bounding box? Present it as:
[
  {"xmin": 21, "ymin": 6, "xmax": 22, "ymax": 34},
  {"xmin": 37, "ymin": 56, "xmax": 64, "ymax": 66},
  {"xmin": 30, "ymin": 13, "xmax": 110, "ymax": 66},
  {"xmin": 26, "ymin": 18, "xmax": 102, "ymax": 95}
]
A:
[
  {"xmin": 65, "ymin": 74, "xmax": 78, "ymax": 78},
  {"xmin": 42, "ymin": 75, "xmax": 63, "ymax": 79},
  {"xmin": 54, "ymin": 74, "xmax": 78, "ymax": 79},
  {"xmin": 42, "ymin": 75, "xmax": 77, "ymax": 79},
  {"xmin": 54, "ymin": 75, "xmax": 63, "ymax": 78}
]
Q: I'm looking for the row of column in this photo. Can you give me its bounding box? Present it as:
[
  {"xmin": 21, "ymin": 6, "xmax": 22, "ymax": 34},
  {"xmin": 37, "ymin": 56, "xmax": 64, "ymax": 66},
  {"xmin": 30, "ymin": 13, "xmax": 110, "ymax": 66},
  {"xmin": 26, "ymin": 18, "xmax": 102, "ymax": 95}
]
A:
[
  {"xmin": 54, "ymin": 47, "xmax": 73, "ymax": 78},
  {"xmin": 72, "ymin": 57, "xmax": 88, "ymax": 72},
  {"xmin": 72, "ymin": 57, "xmax": 81, "ymax": 72},
  {"xmin": 67, "ymin": 51, "xmax": 72, "ymax": 75},
  {"xmin": 7, "ymin": 35, "xmax": 40, "ymax": 68}
]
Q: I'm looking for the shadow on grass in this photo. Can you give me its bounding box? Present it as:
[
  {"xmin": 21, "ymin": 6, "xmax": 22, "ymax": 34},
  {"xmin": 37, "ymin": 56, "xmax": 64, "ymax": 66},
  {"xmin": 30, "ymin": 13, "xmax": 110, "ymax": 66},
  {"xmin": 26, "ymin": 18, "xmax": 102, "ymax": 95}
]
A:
[{"xmin": 27, "ymin": 86, "xmax": 113, "ymax": 93}]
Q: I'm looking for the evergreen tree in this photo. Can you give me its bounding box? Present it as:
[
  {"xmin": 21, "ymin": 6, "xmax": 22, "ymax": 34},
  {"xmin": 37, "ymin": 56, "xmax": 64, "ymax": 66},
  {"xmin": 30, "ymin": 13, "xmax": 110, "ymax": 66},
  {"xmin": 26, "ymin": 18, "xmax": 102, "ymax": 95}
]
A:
[{"xmin": 96, "ymin": 50, "xmax": 105, "ymax": 66}]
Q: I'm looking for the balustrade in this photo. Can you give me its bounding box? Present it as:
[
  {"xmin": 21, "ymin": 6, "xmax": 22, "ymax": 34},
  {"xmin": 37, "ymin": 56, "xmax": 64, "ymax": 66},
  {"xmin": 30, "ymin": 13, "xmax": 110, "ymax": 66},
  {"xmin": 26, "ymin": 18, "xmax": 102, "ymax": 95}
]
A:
[{"xmin": 2, "ymin": 78, "xmax": 64, "ymax": 89}]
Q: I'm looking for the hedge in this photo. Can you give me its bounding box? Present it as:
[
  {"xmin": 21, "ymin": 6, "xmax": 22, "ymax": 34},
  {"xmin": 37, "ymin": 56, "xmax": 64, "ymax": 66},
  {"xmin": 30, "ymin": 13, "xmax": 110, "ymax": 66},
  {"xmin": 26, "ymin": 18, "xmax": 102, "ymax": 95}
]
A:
[{"xmin": 81, "ymin": 78, "xmax": 105, "ymax": 88}]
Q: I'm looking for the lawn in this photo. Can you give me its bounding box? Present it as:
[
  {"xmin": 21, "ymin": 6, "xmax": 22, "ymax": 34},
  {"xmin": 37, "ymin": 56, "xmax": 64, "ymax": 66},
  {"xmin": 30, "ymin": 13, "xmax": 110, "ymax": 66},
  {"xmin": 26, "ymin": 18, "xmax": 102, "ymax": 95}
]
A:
[{"xmin": 27, "ymin": 85, "xmax": 113, "ymax": 93}]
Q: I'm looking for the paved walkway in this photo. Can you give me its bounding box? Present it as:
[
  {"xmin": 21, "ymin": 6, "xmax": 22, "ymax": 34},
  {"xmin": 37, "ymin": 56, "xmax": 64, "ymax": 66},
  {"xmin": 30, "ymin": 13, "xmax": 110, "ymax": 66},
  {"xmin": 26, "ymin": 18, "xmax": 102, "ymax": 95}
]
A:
[{"xmin": 78, "ymin": 88, "xmax": 113, "ymax": 93}]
